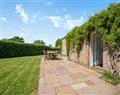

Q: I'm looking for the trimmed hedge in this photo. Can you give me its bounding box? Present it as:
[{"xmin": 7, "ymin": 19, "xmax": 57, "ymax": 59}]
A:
[{"xmin": 0, "ymin": 41, "xmax": 57, "ymax": 58}]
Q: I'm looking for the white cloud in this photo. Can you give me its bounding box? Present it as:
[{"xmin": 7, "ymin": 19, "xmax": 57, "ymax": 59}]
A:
[
  {"xmin": 44, "ymin": 1, "xmax": 53, "ymax": 7},
  {"xmin": 18, "ymin": 28, "xmax": 27, "ymax": 37},
  {"xmin": 64, "ymin": 16, "xmax": 85, "ymax": 30},
  {"xmin": 63, "ymin": 8, "xmax": 67, "ymax": 12},
  {"xmin": 2, "ymin": 17, "xmax": 7, "ymax": 22},
  {"xmin": 47, "ymin": 14, "xmax": 86, "ymax": 30},
  {"xmin": 31, "ymin": 14, "xmax": 39, "ymax": 23},
  {"xmin": 16, "ymin": 4, "xmax": 29, "ymax": 24},
  {"xmin": 20, "ymin": 32, "xmax": 25, "ymax": 36},
  {"xmin": 47, "ymin": 16, "xmax": 61, "ymax": 28}
]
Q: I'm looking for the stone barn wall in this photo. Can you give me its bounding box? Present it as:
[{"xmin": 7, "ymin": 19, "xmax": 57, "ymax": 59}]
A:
[
  {"xmin": 103, "ymin": 45, "xmax": 111, "ymax": 70},
  {"xmin": 103, "ymin": 46, "xmax": 120, "ymax": 71},
  {"xmin": 79, "ymin": 40, "xmax": 89, "ymax": 66},
  {"xmin": 69, "ymin": 50, "xmax": 78, "ymax": 63},
  {"xmin": 69, "ymin": 40, "xmax": 111, "ymax": 69},
  {"xmin": 62, "ymin": 38, "xmax": 67, "ymax": 56},
  {"xmin": 69, "ymin": 40, "xmax": 89, "ymax": 66},
  {"xmin": 62, "ymin": 32, "xmax": 114, "ymax": 70}
]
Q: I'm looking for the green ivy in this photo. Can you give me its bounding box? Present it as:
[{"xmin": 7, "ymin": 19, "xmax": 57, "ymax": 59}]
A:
[
  {"xmin": 66, "ymin": 32, "xmax": 71, "ymax": 59},
  {"xmin": 66, "ymin": 3, "xmax": 120, "ymax": 59}
]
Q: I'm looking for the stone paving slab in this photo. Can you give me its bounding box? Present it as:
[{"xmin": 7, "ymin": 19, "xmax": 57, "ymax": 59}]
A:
[
  {"xmin": 71, "ymin": 82, "xmax": 89, "ymax": 90},
  {"xmin": 76, "ymin": 83, "xmax": 118, "ymax": 95},
  {"xmin": 38, "ymin": 59, "xmax": 119, "ymax": 95},
  {"xmin": 56, "ymin": 86, "xmax": 77, "ymax": 95}
]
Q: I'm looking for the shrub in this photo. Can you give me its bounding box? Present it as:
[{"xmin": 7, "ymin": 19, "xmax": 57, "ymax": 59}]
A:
[
  {"xmin": 101, "ymin": 71, "xmax": 120, "ymax": 85},
  {"xmin": 0, "ymin": 41, "xmax": 57, "ymax": 58}
]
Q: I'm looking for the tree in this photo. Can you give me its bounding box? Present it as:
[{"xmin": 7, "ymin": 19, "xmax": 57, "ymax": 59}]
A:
[
  {"xmin": 2, "ymin": 36, "xmax": 24, "ymax": 43},
  {"xmin": 34, "ymin": 40, "xmax": 45, "ymax": 45},
  {"xmin": 55, "ymin": 39, "xmax": 62, "ymax": 49}
]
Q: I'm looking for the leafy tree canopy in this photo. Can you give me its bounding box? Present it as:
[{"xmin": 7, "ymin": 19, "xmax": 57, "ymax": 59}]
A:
[
  {"xmin": 2, "ymin": 36, "xmax": 24, "ymax": 43},
  {"xmin": 55, "ymin": 39, "xmax": 62, "ymax": 49},
  {"xmin": 34, "ymin": 40, "xmax": 45, "ymax": 45}
]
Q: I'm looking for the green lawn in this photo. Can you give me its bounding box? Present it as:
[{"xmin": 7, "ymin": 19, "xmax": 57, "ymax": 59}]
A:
[{"xmin": 0, "ymin": 56, "xmax": 41, "ymax": 95}]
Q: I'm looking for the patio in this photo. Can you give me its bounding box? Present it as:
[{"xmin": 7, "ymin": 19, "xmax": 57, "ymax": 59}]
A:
[{"xmin": 38, "ymin": 59, "xmax": 120, "ymax": 95}]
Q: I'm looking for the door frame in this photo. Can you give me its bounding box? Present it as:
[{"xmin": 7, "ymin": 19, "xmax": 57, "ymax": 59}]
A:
[
  {"xmin": 89, "ymin": 31, "xmax": 96, "ymax": 66},
  {"xmin": 89, "ymin": 31, "xmax": 103, "ymax": 67}
]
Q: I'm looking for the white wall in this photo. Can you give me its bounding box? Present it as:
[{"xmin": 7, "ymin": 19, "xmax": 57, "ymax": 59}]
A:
[{"xmin": 62, "ymin": 38, "xmax": 67, "ymax": 56}]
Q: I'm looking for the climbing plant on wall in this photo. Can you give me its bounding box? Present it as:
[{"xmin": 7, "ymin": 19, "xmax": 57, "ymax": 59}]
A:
[
  {"xmin": 66, "ymin": 3, "xmax": 120, "ymax": 60},
  {"xmin": 66, "ymin": 32, "xmax": 71, "ymax": 59},
  {"xmin": 75, "ymin": 27, "xmax": 85, "ymax": 58},
  {"xmin": 86, "ymin": 3, "xmax": 120, "ymax": 51}
]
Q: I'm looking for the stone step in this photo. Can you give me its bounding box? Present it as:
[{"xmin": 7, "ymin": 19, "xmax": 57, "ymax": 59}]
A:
[{"xmin": 92, "ymin": 66, "xmax": 105, "ymax": 73}]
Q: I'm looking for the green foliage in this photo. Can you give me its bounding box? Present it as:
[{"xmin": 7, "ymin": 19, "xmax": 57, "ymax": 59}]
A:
[
  {"xmin": 66, "ymin": 26, "xmax": 85, "ymax": 58},
  {"xmin": 0, "ymin": 41, "xmax": 56, "ymax": 58},
  {"xmin": 66, "ymin": 32, "xmax": 71, "ymax": 57},
  {"xmin": 2, "ymin": 36, "xmax": 24, "ymax": 43},
  {"xmin": 75, "ymin": 27, "xmax": 84, "ymax": 58},
  {"xmin": 55, "ymin": 39, "xmax": 62, "ymax": 49},
  {"xmin": 34, "ymin": 40, "xmax": 45, "ymax": 45},
  {"xmin": 65, "ymin": 3, "xmax": 120, "ymax": 59},
  {"xmin": 101, "ymin": 71, "xmax": 120, "ymax": 85},
  {"xmin": 87, "ymin": 3, "xmax": 120, "ymax": 50}
]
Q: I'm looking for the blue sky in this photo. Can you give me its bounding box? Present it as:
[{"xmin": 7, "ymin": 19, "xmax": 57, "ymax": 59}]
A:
[{"xmin": 0, "ymin": 0, "xmax": 120, "ymax": 46}]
